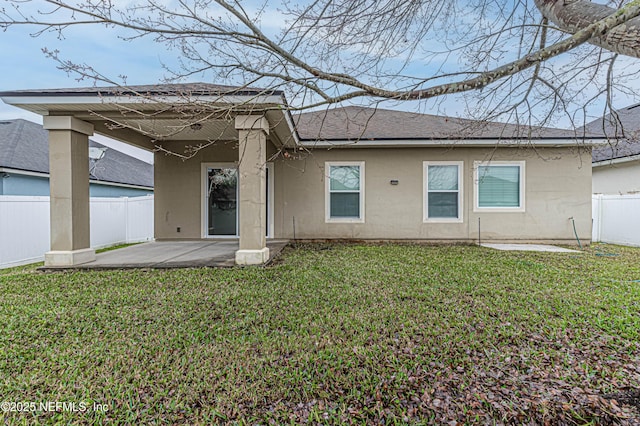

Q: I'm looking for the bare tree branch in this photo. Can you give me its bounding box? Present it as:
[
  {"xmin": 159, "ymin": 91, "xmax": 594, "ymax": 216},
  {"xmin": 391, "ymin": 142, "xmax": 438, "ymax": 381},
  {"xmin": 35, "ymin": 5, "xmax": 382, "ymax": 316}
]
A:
[
  {"xmin": 1, "ymin": 0, "xmax": 640, "ymax": 156},
  {"xmin": 535, "ymin": 0, "xmax": 640, "ymax": 58}
]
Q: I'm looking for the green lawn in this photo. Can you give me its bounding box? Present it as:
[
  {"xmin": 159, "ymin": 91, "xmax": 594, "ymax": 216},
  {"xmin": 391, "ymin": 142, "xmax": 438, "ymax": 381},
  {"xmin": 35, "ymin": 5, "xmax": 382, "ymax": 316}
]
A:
[{"xmin": 1, "ymin": 243, "xmax": 639, "ymax": 424}]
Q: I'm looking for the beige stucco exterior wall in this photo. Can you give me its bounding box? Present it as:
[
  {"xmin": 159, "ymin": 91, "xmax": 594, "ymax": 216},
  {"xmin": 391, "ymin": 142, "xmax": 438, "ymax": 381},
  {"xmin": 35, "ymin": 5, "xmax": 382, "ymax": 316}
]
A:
[
  {"xmin": 592, "ymin": 159, "xmax": 640, "ymax": 194},
  {"xmin": 154, "ymin": 143, "xmax": 592, "ymax": 244},
  {"xmin": 274, "ymin": 147, "xmax": 592, "ymax": 243},
  {"xmin": 154, "ymin": 140, "xmax": 278, "ymax": 240}
]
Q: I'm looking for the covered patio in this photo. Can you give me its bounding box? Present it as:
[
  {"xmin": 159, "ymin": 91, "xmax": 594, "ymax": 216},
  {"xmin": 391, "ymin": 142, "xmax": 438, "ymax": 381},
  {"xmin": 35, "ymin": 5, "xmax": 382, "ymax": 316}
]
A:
[
  {"xmin": 39, "ymin": 240, "xmax": 289, "ymax": 270},
  {"xmin": 0, "ymin": 83, "xmax": 298, "ymax": 267}
]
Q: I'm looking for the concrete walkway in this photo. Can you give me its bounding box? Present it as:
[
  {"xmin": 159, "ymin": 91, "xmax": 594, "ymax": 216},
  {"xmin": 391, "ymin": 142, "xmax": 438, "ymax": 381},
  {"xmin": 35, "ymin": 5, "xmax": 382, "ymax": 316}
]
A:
[
  {"xmin": 481, "ymin": 243, "xmax": 580, "ymax": 253},
  {"xmin": 42, "ymin": 240, "xmax": 289, "ymax": 270}
]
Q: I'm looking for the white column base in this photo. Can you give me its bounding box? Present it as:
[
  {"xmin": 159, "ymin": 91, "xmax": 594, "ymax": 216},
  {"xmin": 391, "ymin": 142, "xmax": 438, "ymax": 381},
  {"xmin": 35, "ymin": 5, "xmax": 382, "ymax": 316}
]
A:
[
  {"xmin": 235, "ymin": 248, "xmax": 270, "ymax": 265},
  {"xmin": 45, "ymin": 248, "xmax": 96, "ymax": 267}
]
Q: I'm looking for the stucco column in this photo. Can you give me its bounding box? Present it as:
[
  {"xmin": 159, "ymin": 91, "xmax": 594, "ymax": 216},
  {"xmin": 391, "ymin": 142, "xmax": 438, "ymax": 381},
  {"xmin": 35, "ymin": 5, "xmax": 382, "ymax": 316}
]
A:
[
  {"xmin": 235, "ymin": 115, "xmax": 269, "ymax": 265},
  {"xmin": 43, "ymin": 116, "xmax": 96, "ymax": 266}
]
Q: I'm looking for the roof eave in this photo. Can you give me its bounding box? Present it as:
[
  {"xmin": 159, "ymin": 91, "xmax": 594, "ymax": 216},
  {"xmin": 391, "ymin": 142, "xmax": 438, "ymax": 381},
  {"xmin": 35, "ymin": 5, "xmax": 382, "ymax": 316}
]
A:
[
  {"xmin": 89, "ymin": 179, "xmax": 154, "ymax": 190},
  {"xmin": 0, "ymin": 93, "xmax": 286, "ymax": 109},
  {"xmin": 0, "ymin": 87, "xmax": 285, "ymax": 97},
  {"xmin": 298, "ymin": 138, "xmax": 608, "ymax": 148},
  {"xmin": 593, "ymin": 153, "xmax": 640, "ymax": 167}
]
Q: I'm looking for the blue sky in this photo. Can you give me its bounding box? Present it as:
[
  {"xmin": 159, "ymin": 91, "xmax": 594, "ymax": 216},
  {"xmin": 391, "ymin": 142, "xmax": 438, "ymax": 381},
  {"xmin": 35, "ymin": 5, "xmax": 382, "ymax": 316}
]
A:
[
  {"xmin": 0, "ymin": 19, "xmax": 182, "ymax": 103},
  {"xmin": 0, "ymin": 23, "xmax": 180, "ymax": 162}
]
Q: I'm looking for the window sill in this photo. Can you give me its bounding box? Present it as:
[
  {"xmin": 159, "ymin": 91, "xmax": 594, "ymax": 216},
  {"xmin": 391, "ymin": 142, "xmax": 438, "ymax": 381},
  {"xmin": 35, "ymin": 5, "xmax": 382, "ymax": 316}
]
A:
[
  {"xmin": 325, "ymin": 218, "xmax": 365, "ymax": 224},
  {"xmin": 423, "ymin": 218, "xmax": 464, "ymax": 223},
  {"xmin": 473, "ymin": 207, "xmax": 525, "ymax": 213}
]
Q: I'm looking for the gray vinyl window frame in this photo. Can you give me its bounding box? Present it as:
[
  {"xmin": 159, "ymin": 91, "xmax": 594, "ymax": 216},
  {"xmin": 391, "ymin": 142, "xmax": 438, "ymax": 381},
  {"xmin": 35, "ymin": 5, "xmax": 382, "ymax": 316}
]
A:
[
  {"xmin": 423, "ymin": 161, "xmax": 464, "ymax": 223},
  {"xmin": 325, "ymin": 161, "xmax": 365, "ymax": 223},
  {"xmin": 473, "ymin": 160, "xmax": 526, "ymax": 212}
]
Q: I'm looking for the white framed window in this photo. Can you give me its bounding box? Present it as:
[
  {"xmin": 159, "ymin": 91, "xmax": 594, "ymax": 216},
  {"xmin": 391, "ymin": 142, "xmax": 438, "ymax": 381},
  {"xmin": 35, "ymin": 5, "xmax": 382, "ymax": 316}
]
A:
[
  {"xmin": 474, "ymin": 161, "xmax": 525, "ymax": 212},
  {"xmin": 423, "ymin": 161, "xmax": 463, "ymax": 223},
  {"xmin": 325, "ymin": 161, "xmax": 365, "ymax": 223}
]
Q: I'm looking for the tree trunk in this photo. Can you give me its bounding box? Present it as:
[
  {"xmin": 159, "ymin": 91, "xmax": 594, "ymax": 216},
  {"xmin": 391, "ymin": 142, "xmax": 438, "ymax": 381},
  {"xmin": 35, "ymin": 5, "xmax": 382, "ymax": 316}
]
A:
[{"xmin": 534, "ymin": 0, "xmax": 640, "ymax": 58}]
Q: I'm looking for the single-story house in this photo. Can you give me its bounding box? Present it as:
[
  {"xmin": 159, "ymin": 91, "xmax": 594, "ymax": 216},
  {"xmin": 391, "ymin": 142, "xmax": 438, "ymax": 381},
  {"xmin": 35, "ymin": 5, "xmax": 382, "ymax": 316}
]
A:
[
  {"xmin": 0, "ymin": 119, "xmax": 153, "ymax": 197},
  {"xmin": 0, "ymin": 83, "xmax": 605, "ymax": 266},
  {"xmin": 586, "ymin": 103, "xmax": 640, "ymax": 194}
]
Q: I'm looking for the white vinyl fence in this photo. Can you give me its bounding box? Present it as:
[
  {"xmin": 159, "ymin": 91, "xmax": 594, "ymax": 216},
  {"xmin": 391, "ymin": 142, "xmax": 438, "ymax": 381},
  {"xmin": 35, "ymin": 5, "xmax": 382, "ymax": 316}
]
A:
[
  {"xmin": 0, "ymin": 195, "xmax": 154, "ymax": 268},
  {"xmin": 592, "ymin": 194, "xmax": 640, "ymax": 247}
]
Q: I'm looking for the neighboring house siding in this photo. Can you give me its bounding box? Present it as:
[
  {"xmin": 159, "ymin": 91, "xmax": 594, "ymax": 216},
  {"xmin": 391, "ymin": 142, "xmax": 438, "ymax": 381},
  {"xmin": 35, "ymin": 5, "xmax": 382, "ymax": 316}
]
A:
[
  {"xmin": 1, "ymin": 174, "xmax": 50, "ymax": 196},
  {"xmin": 592, "ymin": 160, "xmax": 640, "ymax": 194},
  {"xmin": 152, "ymin": 141, "xmax": 592, "ymax": 243},
  {"xmin": 90, "ymin": 184, "xmax": 152, "ymax": 198},
  {"xmin": 0, "ymin": 172, "xmax": 152, "ymax": 197}
]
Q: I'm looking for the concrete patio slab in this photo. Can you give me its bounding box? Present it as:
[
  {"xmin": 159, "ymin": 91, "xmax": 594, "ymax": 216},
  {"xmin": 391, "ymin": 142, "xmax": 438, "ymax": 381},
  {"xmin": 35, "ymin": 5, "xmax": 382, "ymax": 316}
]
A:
[
  {"xmin": 481, "ymin": 243, "xmax": 580, "ymax": 253},
  {"xmin": 40, "ymin": 240, "xmax": 289, "ymax": 270}
]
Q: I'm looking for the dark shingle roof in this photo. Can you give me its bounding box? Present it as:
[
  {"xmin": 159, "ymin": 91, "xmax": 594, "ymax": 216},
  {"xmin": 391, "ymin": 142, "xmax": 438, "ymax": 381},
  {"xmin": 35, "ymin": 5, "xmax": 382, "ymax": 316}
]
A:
[
  {"xmin": 87, "ymin": 140, "xmax": 153, "ymax": 188},
  {"xmin": 295, "ymin": 106, "xmax": 592, "ymax": 141},
  {"xmin": 0, "ymin": 82, "xmax": 281, "ymax": 98},
  {"xmin": 0, "ymin": 119, "xmax": 153, "ymax": 188},
  {"xmin": 585, "ymin": 104, "xmax": 640, "ymax": 162}
]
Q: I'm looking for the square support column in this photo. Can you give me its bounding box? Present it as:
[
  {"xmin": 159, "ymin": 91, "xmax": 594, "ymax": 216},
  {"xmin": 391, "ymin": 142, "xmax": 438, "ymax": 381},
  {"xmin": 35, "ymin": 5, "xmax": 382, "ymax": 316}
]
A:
[
  {"xmin": 235, "ymin": 115, "xmax": 269, "ymax": 265},
  {"xmin": 43, "ymin": 116, "xmax": 96, "ymax": 266}
]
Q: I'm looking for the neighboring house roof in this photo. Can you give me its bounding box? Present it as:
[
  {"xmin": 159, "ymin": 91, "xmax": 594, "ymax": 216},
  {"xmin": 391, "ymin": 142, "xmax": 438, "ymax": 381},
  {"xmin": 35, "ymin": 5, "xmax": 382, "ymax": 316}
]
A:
[
  {"xmin": 295, "ymin": 106, "xmax": 597, "ymax": 141},
  {"xmin": 584, "ymin": 104, "xmax": 640, "ymax": 163},
  {"xmin": 0, "ymin": 119, "xmax": 153, "ymax": 188}
]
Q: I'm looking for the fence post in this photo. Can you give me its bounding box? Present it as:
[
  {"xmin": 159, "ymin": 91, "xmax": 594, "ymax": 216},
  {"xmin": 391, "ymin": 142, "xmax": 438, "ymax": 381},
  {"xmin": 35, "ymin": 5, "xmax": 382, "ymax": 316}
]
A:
[
  {"xmin": 592, "ymin": 195, "xmax": 600, "ymax": 243},
  {"xmin": 597, "ymin": 194, "xmax": 603, "ymax": 243},
  {"xmin": 124, "ymin": 197, "xmax": 130, "ymax": 243}
]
